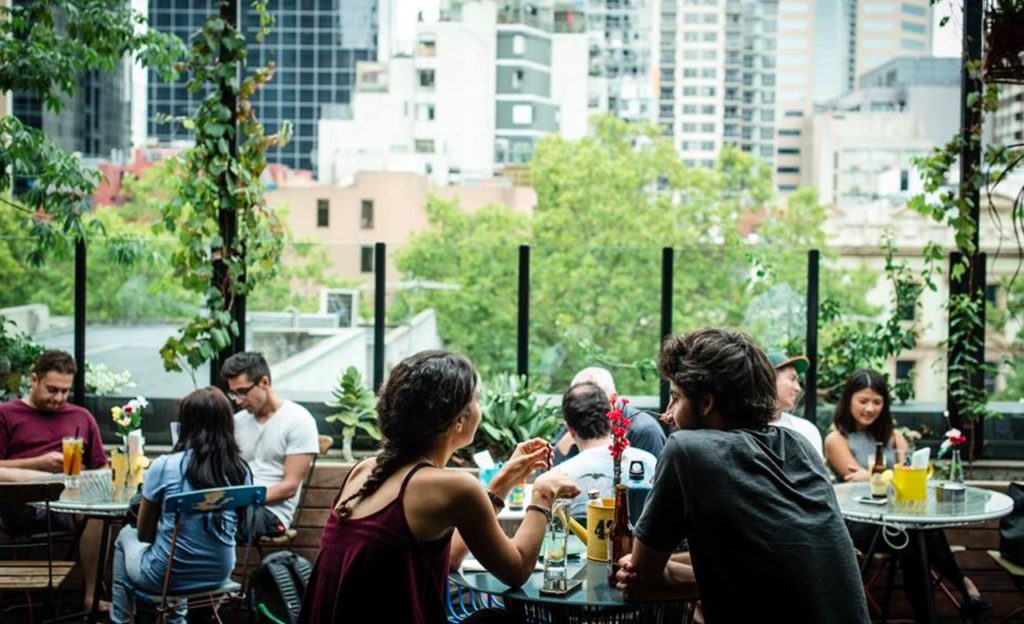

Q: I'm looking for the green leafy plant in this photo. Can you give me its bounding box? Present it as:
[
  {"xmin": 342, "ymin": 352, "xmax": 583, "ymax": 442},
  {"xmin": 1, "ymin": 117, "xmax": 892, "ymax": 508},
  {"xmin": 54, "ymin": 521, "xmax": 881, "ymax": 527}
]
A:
[
  {"xmin": 477, "ymin": 373, "xmax": 561, "ymax": 460},
  {"xmin": 157, "ymin": 1, "xmax": 292, "ymax": 377},
  {"xmin": 325, "ymin": 367, "xmax": 381, "ymax": 462},
  {"xmin": 0, "ymin": 316, "xmax": 44, "ymax": 400}
]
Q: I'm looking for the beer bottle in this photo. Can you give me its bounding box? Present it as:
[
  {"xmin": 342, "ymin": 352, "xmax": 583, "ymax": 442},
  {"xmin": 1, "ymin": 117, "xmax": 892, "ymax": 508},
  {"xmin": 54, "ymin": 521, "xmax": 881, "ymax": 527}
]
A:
[
  {"xmin": 870, "ymin": 442, "xmax": 887, "ymax": 499},
  {"xmin": 607, "ymin": 483, "xmax": 633, "ymax": 585}
]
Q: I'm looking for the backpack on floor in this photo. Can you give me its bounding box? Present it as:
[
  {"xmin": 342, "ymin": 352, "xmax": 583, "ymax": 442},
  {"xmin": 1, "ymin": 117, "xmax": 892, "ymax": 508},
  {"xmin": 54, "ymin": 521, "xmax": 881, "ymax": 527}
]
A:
[
  {"xmin": 248, "ymin": 550, "xmax": 313, "ymax": 624},
  {"xmin": 1001, "ymin": 482, "xmax": 1024, "ymax": 567}
]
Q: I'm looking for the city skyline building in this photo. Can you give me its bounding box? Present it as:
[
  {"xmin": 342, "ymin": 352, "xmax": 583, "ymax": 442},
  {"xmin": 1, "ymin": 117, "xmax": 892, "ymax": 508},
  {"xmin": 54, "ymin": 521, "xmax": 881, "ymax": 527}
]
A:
[
  {"xmin": 317, "ymin": 0, "xmax": 587, "ymax": 185},
  {"xmin": 146, "ymin": 0, "xmax": 378, "ymax": 173},
  {"xmin": 586, "ymin": 0, "xmax": 656, "ymax": 122}
]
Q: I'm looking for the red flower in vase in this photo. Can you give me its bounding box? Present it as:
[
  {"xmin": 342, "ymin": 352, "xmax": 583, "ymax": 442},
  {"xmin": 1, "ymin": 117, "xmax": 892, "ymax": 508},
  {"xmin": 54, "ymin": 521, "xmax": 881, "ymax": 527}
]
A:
[{"xmin": 607, "ymin": 394, "xmax": 632, "ymax": 484}]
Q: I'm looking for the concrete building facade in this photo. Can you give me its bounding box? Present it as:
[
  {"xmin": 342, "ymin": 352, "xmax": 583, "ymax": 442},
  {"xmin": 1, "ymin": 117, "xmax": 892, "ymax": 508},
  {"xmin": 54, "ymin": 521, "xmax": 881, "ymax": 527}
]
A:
[{"xmin": 317, "ymin": 0, "xmax": 587, "ymax": 186}]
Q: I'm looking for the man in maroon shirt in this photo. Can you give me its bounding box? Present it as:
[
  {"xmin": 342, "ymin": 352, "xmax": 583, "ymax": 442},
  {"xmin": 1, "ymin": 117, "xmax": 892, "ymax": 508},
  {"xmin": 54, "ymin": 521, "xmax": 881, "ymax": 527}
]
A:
[{"xmin": 0, "ymin": 350, "xmax": 107, "ymax": 610}]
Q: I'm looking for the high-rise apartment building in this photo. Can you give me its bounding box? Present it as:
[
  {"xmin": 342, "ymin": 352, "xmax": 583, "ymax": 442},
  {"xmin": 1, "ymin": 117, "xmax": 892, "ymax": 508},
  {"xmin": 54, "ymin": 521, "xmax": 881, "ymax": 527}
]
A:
[
  {"xmin": 659, "ymin": 0, "xmax": 777, "ymax": 169},
  {"xmin": 146, "ymin": 0, "xmax": 378, "ymax": 173},
  {"xmin": 993, "ymin": 84, "xmax": 1024, "ymax": 147},
  {"xmin": 10, "ymin": 1, "xmax": 132, "ymax": 162},
  {"xmin": 660, "ymin": 0, "xmax": 930, "ymax": 193},
  {"xmin": 317, "ymin": 0, "xmax": 588, "ymax": 185},
  {"xmin": 587, "ymin": 0, "xmax": 656, "ymax": 122}
]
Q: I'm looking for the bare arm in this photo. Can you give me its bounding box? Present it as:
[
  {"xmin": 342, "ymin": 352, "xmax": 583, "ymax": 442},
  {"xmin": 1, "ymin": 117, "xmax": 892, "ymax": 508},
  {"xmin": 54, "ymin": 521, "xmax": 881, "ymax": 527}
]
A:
[
  {"xmin": 450, "ymin": 470, "xmax": 577, "ymax": 588},
  {"xmin": 137, "ymin": 497, "xmax": 161, "ymax": 543},
  {"xmin": 824, "ymin": 432, "xmax": 867, "ymax": 482},
  {"xmin": 264, "ymin": 454, "xmax": 315, "ymax": 506},
  {"xmin": 0, "ymin": 452, "xmax": 64, "ymax": 472},
  {"xmin": 0, "ymin": 466, "xmax": 51, "ymax": 481}
]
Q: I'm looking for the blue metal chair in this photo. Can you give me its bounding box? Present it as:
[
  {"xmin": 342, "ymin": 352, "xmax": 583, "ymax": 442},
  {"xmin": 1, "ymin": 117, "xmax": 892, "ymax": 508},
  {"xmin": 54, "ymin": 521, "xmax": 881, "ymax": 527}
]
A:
[
  {"xmin": 446, "ymin": 577, "xmax": 504, "ymax": 623},
  {"xmin": 134, "ymin": 484, "xmax": 266, "ymax": 624}
]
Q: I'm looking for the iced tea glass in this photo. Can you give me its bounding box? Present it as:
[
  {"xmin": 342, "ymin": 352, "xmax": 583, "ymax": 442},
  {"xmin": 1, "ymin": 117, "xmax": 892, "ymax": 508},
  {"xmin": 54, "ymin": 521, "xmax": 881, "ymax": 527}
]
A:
[{"xmin": 62, "ymin": 436, "xmax": 83, "ymax": 488}]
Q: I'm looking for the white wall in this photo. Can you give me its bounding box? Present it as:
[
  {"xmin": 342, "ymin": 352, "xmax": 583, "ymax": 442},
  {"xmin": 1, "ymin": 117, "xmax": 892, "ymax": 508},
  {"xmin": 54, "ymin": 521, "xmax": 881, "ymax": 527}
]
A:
[{"xmin": 551, "ymin": 32, "xmax": 589, "ymax": 140}]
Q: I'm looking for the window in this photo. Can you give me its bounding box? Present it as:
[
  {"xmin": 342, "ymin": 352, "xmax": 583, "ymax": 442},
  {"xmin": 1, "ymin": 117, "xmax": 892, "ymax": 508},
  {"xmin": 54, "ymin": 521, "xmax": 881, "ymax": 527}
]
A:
[
  {"xmin": 512, "ymin": 69, "xmax": 524, "ymax": 90},
  {"xmin": 901, "ymin": 39, "xmax": 926, "ymax": 50},
  {"xmin": 777, "ymin": 166, "xmax": 800, "ymax": 174},
  {"xmin": 683, "ymin": 68, "xmax": 698, "ymax": 78},
  {"xmin": 701, "ymin": 50, "xmax": 717, "ymax": 60},
  {"xmin": 779, "ymin": 128, "xmax": 801, "ymax": 136},
  {"xmin": 778, "ymin": 147, "xmax": 800, "ymax": 155},
  {"xmin": 418, "ymin": 69, "xmax": 435, "ymax": 90},
  {"xmin": 414, "ymin": 139, "xmax": 435, "ymax": 153},
  {"xmin": 901, "ymin": 20, "xmax": 926, "ymax": 34},
  {"xmin": 984, "ymin": 361, "xmax": 998, "ymax": 394},
  {"xmin": 682, "ymin": 123, "xmax": 697, "ymax": 132},
  {"xmin": 701, "ymin": 68, "xmax": 716, "ymax": 79},
  {"xmin": 900, "ymin": 169, "xmax": 909, "ymax": 191},
  {"xmin": 360, "ymin": 200, "xmax": 374, "ymax": 229},
  {"xmin": 896, "ymin": 281, "xmax": 921, "ymax": 321},
  {"xmin": 316, "ymin": 199, "xmax": 329, "ymax": 228},
  {"xmin": 863, "ymin": 2, "xmax": 895, "ymax": 13},
  {"xmin": 986, "ymin": 284, "xmax": 999, "ymax": 305},
  {"xmin": 513, "ymin": 35, "xmax": 525, "ymax": 55},
  {"xmin": 902, "ymin": 2, "xmax": 926, "ymax": 16},
  {"xmin": 862, "ymin": 21, "xmax": 893, "ymax": 31},
  {"xmin": 701, "ymin": 104, "xmax": 716, "ymax": 115},
  {"xmin": 512, "ymin": 104, "xmax": 533, "ymax": 125},
  {"xmin": 701, "ymin": 123, "xmax": 715, "ymax": 133},
  {"xmin": 360, "ymin": 246, "xmax": 374, "ymax": 273},
  {"xmin": 700, "ymin": 141, "xmax": 715, "ymax": 151},
  {"xmin": 416, "ymin": 104, "xmax": 435, "ymax": 121},
  {"xmin": 784, "ymin": 110, "xmax": 803, "ymax": 118},
  {"xmin": 417, "ymin": 39, "xmax": 437, "ymax": 57},
  {"xmin": 895, "ymin": 360, "xmax": 915, "ymax": 381},
  {"xmin": 683, "ymin": 104, "xmax": 697, "ymax": 114}
]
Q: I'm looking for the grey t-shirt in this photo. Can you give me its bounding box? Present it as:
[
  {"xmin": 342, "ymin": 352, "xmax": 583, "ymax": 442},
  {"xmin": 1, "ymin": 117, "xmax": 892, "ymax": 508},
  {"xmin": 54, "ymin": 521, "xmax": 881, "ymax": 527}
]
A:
[{"xmin": 635, "ymin": 427, "xmax": 869, "ymax": 624}]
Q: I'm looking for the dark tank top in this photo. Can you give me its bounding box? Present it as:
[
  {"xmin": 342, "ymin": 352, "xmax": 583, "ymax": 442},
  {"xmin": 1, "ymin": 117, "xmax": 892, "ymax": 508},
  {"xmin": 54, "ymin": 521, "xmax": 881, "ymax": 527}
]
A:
[{"xmin": 297, "ymin": 461, "xmax": 453, "ymax": 624}]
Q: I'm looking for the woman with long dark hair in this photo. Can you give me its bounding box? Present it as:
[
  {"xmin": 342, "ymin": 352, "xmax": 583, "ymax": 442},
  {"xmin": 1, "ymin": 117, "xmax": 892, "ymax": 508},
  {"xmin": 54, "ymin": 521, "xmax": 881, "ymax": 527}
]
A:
[
  {"xmin": 111, "ymin": 387, "xmax": 251, "ymax": 624},
  {"xmin": 824, "ymin": 369, "xmax": 989, "ymax": 619},
  {"xmin": 298, "ymin": 350, "xmax": 578, "ymax": 623}
]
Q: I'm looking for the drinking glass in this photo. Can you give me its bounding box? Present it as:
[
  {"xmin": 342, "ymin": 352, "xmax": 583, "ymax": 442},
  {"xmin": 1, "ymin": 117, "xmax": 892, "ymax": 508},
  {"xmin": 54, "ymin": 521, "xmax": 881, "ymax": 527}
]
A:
[
  {"xmin": 62, "ymin": 436, "xmax": 83, "ymax": 488},
  {"xmin": 542, "ymin": 501, "xmax": 571, "ymax": 591}
]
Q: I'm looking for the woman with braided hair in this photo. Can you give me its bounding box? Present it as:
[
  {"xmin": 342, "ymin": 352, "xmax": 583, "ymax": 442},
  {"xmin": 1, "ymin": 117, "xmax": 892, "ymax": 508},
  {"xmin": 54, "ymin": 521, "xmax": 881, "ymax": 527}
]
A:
[{"xmin": 298, "ymin": 350, "xmax": 579, "ymax": 623}]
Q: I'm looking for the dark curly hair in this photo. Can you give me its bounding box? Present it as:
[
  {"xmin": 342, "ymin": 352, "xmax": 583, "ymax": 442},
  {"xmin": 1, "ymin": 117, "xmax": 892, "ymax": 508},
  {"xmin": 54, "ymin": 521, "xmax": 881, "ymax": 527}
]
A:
[
  {"xmin": 658, "ymin": 328, "xmax": 777, "ymax": 429},
  {"xmin": 335, "ymin": 350, "xmax": 477, "ymax": 517},
  {"xmin": 832, "ymin": 368, "xmax": 893, "ymax": 444}
]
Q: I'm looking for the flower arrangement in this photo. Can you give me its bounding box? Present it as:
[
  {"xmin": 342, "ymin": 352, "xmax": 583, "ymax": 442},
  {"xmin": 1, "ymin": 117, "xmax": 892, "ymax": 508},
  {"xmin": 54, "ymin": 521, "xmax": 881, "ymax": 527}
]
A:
[
  {"xmin": 86, "ymin": 363, "xmax": 136, "ymax": 396},
  {"xmin": 606, "ymin": 394, "xmax": 632, "ymax": 485},
  {"xmin": 111, "ymin": 396, "xmax": 148, "ymax": 437},
  {"xmin": 937, "ymin": 427, "xmax": 967, "ymax": 457}
]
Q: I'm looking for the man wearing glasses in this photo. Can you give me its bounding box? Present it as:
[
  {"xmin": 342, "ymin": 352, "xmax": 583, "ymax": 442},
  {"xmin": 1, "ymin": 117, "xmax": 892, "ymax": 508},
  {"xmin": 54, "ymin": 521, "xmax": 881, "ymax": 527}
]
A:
[{"xmin": 222, "ymin": 352, "xmax": 320, "ymax": 540}]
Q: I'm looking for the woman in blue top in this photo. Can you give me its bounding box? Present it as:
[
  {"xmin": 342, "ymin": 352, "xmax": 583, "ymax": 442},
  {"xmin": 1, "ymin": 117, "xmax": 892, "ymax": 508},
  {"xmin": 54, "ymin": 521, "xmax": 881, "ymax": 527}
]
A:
[{"xmin": 111, "ymin": 387, "xmax": 251, "ymax": 624}]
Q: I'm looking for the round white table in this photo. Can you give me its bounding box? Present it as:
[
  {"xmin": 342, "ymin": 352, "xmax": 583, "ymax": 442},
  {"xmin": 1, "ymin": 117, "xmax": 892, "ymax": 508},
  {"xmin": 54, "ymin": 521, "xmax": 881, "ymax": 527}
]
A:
[{"xmin": 833, "ymin": 481, "xmax": 1013, "ymax": 623}]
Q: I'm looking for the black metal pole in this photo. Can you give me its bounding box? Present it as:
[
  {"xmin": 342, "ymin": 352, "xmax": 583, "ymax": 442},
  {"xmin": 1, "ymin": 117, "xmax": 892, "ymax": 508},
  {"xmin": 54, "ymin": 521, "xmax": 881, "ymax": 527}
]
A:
[
  {"xmin": 804, "ymin": 250, "xmax": 819, "ymax": 421},
  {"xmin": 945, "ymin": 0, "xmax": 984, "ymax": 453},
  {"xmin": 517, "ymin": 245, "xmax": 530, "ymax": 381},
  {"xmin": 209, "ymin": 0, "xmax": 245, "ymax": 388},
  {"xmin": 660, "ymin": 247, "xmax": 674, "ymax": 413},
  {"xmin": 373, "ymin": 242, "xmax": 386, "ymax": 392},
  {"xmin": 73, "ymin": 238, "xmax": 86, "ymax": 406}
]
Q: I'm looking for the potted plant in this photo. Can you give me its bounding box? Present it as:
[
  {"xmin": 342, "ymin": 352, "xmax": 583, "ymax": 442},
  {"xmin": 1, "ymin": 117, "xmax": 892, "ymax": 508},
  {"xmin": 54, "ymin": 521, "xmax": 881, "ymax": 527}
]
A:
[
  {"xmin": 325, "ymin": 367, "xmax": 381, "ymax": 462},
  {"xmin": 0, "ymin": 316, "xmax": 43, "ymax": 400},
  {"xmin": 477, "ymin": 373, "xmax": 562, "ymax": 460}
]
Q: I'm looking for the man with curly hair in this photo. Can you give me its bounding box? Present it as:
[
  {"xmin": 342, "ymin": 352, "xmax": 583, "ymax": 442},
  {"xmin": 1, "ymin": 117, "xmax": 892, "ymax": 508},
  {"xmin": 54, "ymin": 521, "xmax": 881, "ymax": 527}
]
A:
[{"xmin": 615, "ymin": 328, "xmax": 868, "ymax": 623}]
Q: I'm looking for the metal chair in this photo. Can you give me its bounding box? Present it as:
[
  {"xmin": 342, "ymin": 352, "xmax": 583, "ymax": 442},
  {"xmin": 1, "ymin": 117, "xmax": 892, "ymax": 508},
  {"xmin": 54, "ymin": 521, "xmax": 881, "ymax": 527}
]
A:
[
  {"xmin": 257, "ymin": 434, "xmax": 333, "ymax": 555},
  {"xmin": 446, "ymin": 577, "xmax": 504, "ymax": 623},
  {"xmin": 0, "ymin": 481, "xmax": 73, "ymax": 622},
  {"xmin": 133, "ymin": 484, "xmax": 267, "ymax": 624}
]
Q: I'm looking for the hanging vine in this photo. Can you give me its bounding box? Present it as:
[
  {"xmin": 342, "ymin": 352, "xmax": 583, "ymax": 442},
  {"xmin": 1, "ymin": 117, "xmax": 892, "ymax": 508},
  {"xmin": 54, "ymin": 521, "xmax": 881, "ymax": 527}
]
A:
[
  {"xmin": 157, "ymin": 1, "xmax": 292, "ymax": 375},
  {"xmin": 909, "ymin": 0, "xmax": 1024, "ymax": 451}
]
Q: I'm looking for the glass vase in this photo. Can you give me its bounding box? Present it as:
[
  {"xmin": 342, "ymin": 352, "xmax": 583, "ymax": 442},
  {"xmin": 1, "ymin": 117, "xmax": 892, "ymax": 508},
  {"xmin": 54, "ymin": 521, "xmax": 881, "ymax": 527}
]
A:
[{"xmin": 948, "ymin": 448, "xmax": 965, "ymax": 484}]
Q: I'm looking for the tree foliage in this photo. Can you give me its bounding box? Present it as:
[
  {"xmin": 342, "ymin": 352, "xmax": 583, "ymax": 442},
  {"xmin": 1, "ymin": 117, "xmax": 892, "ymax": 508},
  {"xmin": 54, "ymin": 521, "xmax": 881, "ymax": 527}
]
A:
[{"xmin": 395, "ymin": 116, "xmax": 874, "ymax": 394}]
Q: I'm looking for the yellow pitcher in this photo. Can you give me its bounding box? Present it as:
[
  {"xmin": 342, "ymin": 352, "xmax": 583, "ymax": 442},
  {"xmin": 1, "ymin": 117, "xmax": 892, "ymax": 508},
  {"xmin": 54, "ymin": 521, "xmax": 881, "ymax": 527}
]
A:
[
  {"xmin": 564, "ymin": 498, "xmax": 615, "ymax": 562},
  {"xmin": 891, "ymin": 464, "xmax": 934, "ymax": 506}
]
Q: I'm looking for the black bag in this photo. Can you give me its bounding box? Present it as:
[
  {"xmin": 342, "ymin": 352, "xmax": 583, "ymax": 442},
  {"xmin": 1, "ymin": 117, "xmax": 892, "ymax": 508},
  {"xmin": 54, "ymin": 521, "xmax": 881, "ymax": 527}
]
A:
[
  {"xmin": 248, "ymin": 551, "xmax": 313, "ymax": 624},
  {"xmin": 1001, "ymin": 481, "xmax": 1024, "ymax": 567}
]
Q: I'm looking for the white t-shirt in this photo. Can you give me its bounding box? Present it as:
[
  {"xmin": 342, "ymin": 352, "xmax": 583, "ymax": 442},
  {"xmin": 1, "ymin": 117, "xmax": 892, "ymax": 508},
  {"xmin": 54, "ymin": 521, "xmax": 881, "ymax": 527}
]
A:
[
  {"xmin": 234, "ymin": 400, "xmax": 320, "ymax": 526},
  {"xmin": 556, "ymin": 445, "xmax": 658, "ymax": 517},
  {"xmin": 774, "ymin": 412, "xmax": 824, "ymax": 459}
]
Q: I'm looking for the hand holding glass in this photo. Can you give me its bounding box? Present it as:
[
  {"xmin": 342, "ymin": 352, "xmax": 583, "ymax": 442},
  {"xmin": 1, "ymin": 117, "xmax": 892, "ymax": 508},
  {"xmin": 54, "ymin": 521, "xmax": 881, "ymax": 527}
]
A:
[{"xmin": 542, "ymin": 501, "xmax": 571, "ymax": 591}]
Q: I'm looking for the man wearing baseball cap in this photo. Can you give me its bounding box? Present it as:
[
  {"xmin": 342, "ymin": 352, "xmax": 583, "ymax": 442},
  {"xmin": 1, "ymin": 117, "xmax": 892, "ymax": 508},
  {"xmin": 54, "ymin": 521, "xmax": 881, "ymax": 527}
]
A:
[{"xmin": 767, "ymin": 351, "xmax": 824, "ymax": 458}]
